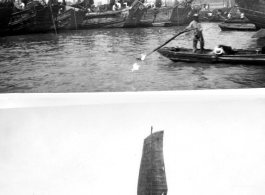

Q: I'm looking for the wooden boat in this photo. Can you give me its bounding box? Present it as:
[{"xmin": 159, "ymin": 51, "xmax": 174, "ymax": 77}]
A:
[
  {"xmin": 80, "ymin": 0, "xmax": 146, "ymax": 29},
  {"xmin": 0, "ymin": 0, "xmax": 14, "ymax": 36},
  {"xmin": 140, "ymin": 1, "xmax": 196, "ymax": 27},
  {"xmin": 157, "ymin": 46, "xmax": 265, "ymax": 65},
  {"xmin": 138, "ymin": 130, "xmax": 167, "ymax": 195},
  {"xmin": 235, "ymin": 0, "xmax": 265, "ymax": 29},
  {"xmin": 200, "ymin": 7, "xmax": 231, "ymax": 22},
  {"xmin": 8, "ymin": 1, "xmax": 59, "ymax": 35},
  {"xmin": 224, "ymin": 19, "xmax": 250, "ymax": 23},
  {"xmin": 219, "ymin": 22, "xmax": 257, "ymax": 31},
  {"xmin": 51, "ymin": 6, "xmax": 87, "ymax": 30}
]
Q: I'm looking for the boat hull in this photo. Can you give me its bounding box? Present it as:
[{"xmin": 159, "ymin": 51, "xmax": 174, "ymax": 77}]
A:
[
  {"xmin": 0, "ymin": 1, "xmax": 13, "ymax": 36},
  {"xmin": 140, "ymin": 3, "xmax": 195, "ymax": 27},
  {"xmin": 157, "ymin": 47, "xmax": 265, "ymax": 65},
  {"xmin": 53, "ymin": 8, "xmax": 87, "ymax": 30},
  {"xmin": 235, "ymin": 0, "xmax": 265, "ymax": 29},
  {"xmin": 138, "ymin": 131, "xmax": 168, "ymax": 195},
  {"xmin": 219, "ymin": 23, "xmax": 257, "ymax": 31},
  {"xmin": 80, "ymin": 0, "xmax": 146, "ymax": 28},
  {"xmin": 8, "ymin": 1, "xmax": 59, "ymax": 35}
]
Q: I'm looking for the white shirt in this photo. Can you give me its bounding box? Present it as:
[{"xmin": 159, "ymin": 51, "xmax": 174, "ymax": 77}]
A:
[{"xmin": 186, "ymin": 20, "xmax": 203, "ymax": 31}]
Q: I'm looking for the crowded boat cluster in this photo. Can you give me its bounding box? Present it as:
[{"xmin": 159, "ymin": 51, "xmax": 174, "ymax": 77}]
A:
[
  {"xmin": 0, "ymin": 0, "xmax": 249, "ymax": 37},
  {"xmin": 0, "ymin": 0, "xmax": 200, "ymax": 36}
]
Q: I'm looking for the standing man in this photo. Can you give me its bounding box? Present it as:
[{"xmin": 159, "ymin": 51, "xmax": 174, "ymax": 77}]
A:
[{"xmin": 186, "ymin": 13, "xmax": 204, "ymax": 53}]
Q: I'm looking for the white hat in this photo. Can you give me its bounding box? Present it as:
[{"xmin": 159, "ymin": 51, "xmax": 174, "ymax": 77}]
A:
[{"xmin": 213, "ymin": 46, "xmax": 224, "ymax": 55}]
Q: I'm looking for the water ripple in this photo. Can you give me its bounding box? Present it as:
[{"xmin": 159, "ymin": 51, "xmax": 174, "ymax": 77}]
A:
[{"xmin": 1, "ymin": 23, "xmax": 265, "ymax": 92}]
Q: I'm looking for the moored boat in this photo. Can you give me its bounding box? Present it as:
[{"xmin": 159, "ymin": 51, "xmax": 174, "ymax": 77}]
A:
[
  {"xmin": 157, "ymin": 46, "xmax": 265, "ymax": 65},
  {"xmin": 140, "ymin": 0, "xmax": 196, "ymax": 27},
  {"xmin": 51, "ymin": 6, "xmax": 87, "ymax": 30},
  {"xmin": 138, "ymin": 130, "xmax": 167, "ymax": 195},
  {"xmin": 235, "ymin": 0, "xmax": 265, "ymax": 29},
  {"xmin": 219, "ymin": 22, "xmax": 256, "ymax": 31},
  {"xmin": 8, "ymin": 1, "xmax": 59, "ymax": 35},
  {"xmin": 224, "ymin": 19, "xmax": 250, "ymax": 23},
  {"xmin": 80, "ymin": 0, "xmax": 146, "ymax": 29},
  {"xmin": 0, "ymin": 0, "xmax": 14, "ymax": 36},
  {"xmin": 199, "ymin": 7, "xmax": 231, "ymax": 22}
]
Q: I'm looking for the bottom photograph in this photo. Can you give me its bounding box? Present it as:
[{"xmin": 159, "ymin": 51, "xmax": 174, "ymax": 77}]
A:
[{"xmin": 0, "ymin": 90, "xmax": 265, "ymax": 195}]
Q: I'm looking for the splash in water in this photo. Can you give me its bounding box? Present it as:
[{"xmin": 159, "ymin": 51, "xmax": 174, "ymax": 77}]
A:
[{"xmin": 132, "ymin": 63, "xmax": 140, "ymax": 72}]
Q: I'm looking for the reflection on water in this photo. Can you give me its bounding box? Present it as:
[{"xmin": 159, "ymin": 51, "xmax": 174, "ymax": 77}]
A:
[{"xmin": 1, "ymin": 23, "xmax": 265, "ymax": 92}]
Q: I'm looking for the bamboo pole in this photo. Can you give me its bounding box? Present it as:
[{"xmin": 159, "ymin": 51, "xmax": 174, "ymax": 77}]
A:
[
  {"xmin": 73, "ymin": 8, "xmax": 77, "ymax": 30},
  {"xmin": 49, "ymin": 4, "xmax": 57, "ymax": 35},
  {"xmin": 177, "ymin": 6, "xmax": 179, "ymax": 26}
]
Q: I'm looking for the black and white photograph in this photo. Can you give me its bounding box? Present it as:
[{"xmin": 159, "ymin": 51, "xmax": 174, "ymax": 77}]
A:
[
  {"xmin": 1, "ymin": 0, "xmax": 265, "ymax": 92},
  {"xmin": 1, "ymin": 0, "xmax": 265, "ymax": 195},
  {"xmin": 1, "ymin": 91, "xmax": 265, "ymax": 195}
]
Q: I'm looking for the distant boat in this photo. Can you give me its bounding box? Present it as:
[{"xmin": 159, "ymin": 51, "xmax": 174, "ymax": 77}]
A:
[
  {"xmin": 200, "ymin": 7, "xmax": 231, "ymax": 22},
  {"xmin": 140, "ymin": 0, "xmax": 196, "ymax": 27},
  {"xmin": 138, "ymin": 130, "xmax": 168, "ymax": 195},
  {"xmin": 157, "ymin": 46, "xmax": 265, "ymax": 65},
  {"xmin": 0, "ymin": 0, "xmax": 14, "ymax": 36},
  {"xmin": 219, "ymin": 22, "xmax": 256, "ymax": 31},
  {"xmin": 8, "ymin": 1, "xmax": 59, "ymax": 35},
  {"xmin": 235, "ymin": 0, "xmax": 265, "ymax": 29},
  {"xmin": 80, "ymin": 0, "xmax": 146, "ymax": 28},
  {"xmin": 51, "ymin": 6, "xmax": 87, "ymax": 30}
]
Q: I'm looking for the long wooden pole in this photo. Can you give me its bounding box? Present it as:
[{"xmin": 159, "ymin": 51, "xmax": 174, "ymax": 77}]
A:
[
  {"xmin": 49, "ymin": 4, "xmax": 57, "ymax": 35},
  {"xmin": 177, "ymin": 6, "xmax": 179, "ymax": 26},
  {"xmin": 73, "ymin": 8, "xmax": 78, "ymax": 30},
  {"xmin": 138, "ymin": 28, "xmax": 195, "ymax": 60}
]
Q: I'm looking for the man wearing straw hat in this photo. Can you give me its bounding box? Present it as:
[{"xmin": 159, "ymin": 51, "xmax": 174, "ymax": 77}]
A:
[{"xmin": 186, "ymin": 13, "xmax": 204, "ymax": 53}]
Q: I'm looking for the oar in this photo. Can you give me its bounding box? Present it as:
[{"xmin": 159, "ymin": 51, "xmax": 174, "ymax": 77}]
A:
[{"xmin": 137, "ymin": 28, "xmax": 195, "ymax": 61}]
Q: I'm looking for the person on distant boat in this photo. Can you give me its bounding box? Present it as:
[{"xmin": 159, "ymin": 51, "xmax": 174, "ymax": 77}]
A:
[
  {"xmin": 240, "ymin": 12, "xmax": 245, "ymax": 20},
  {"xmin": 227, "ymin": 12, "xmax": 231, "ymax": 19},
  {"xmin": 155, "ymin": 0, "xmax": 162, "ymax": 8},
  {"xmin": 20, "ymin": 2, "xmax": 25, "ymax": 9},
  {"xmin": 112, "ymin": 0, "xmax": 121, "ymax": 10},
  {"xmin": 186, "ymin": 13, "xmax": 204, "ymax": 53}
]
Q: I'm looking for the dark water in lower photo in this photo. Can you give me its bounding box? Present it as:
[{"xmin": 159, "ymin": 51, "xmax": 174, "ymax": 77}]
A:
[{"xmin": 1, "ymin": 23, "xmax": 265, "ymax": 93}]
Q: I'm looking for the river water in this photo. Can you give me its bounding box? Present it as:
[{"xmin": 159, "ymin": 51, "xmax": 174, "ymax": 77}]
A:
[{"xmin": 1, "ymin": 22, "xmax": 265, "ymax": 93}]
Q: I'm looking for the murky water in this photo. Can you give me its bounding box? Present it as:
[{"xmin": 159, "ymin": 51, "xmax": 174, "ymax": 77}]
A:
[{"xmin": 1, "ymin": 23, "xmax": 265, "ymax": 93}]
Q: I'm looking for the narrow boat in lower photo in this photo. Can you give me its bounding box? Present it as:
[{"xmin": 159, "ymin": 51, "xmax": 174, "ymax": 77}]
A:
[
  {"xmin": 8, "ymin": 1, "xmax": 59, "ymax": 35},
  {"xmin": 80, "ymin": 0, "xmax": 146, "ymax": 29},
  {"xmin": 157, "ymin": 46, "xmax": 265, "ymax": 65},
  {"xmin": 219, "ymin": 22, "xmax": 257, "ymax": 31},
  {"xmin": 51, "ymin": 6, "xmax": 87, "ymax": 30},
  {"xmin": 140, "ymin": 0, "xmax": 196, "ymax": 27},
  {"xmin": 138, "ymin": 130, "xmax": 168, "ymax": 195},
  {"xmin": 0, "ymin": 0, "xmax": 14, "ymax": 36}
]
